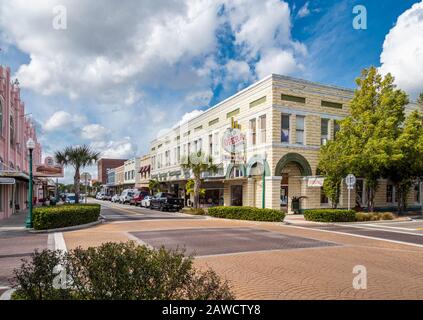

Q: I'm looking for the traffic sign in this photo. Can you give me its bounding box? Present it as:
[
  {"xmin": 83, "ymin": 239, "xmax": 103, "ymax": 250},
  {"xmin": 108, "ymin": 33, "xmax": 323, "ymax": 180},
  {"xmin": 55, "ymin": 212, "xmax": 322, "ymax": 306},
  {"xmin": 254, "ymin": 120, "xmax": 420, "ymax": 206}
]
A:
[
  {"xmin": 0, "ymin": 178, "xmax": 16, "ymax": 185},
  {"xmin": 345, "ymin": 174, "xmax": 356, "ymax": 189}
]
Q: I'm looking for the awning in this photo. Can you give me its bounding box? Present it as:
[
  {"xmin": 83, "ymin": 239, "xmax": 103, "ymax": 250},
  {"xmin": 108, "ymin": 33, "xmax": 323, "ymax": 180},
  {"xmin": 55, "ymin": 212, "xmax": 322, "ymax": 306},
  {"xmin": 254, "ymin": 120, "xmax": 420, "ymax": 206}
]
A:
[
  {"xmin": 139, "ymin": 165, "xmax": 151, "ymax": 173},
  {"xmin": 0, "ymin": 171, "xmax": 30, "ymax": 182}
]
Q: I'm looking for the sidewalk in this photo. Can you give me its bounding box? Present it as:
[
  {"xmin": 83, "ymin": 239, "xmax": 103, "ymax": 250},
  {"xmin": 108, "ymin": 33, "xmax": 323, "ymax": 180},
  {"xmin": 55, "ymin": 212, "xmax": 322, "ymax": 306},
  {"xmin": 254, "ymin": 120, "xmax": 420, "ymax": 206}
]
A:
[{"xmin": 0, "ymin": 210, "xmax": 28, "ymax": 230}]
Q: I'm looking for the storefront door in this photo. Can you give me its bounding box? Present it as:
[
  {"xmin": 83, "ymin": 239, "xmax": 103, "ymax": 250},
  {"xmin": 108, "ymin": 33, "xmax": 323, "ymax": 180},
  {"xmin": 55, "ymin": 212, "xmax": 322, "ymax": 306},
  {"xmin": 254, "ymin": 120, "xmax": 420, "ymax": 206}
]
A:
[{"xmin": 231, "ymin": 185, "xmax": 243, "ymax": 206}]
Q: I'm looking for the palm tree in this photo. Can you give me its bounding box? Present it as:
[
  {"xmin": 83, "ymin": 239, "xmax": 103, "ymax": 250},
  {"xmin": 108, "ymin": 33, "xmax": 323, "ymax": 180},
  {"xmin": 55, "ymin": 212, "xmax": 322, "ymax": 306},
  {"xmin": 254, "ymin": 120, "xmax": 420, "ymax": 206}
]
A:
[
  {"xmin": 148, "ymin": 179, "xmax": 161, "ymax": 195},
  {"xmin": 55, "ymin": 145, "xmax": 100, "ymax": 204},
  {"xmin": 181, "ymin": 151, "xmax": 217, "ymax": 208}
]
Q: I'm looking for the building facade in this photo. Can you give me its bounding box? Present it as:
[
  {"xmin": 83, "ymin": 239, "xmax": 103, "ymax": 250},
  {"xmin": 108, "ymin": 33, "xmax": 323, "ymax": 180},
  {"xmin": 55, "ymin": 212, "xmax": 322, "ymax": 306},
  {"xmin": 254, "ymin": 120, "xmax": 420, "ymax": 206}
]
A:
[
  {"xmin": 136, "ymin": 155, "xmax": 151, "ymax": 190},
  {"xmin": 0, "ymin": 65, "xmax": 42, "ymax": 220},
  {"xmin": 97, "ymin": 158, "xmax": 127, "ymax": 184},
  {"xmin": 123, "ymin": 158, "xmax": 140, "ymax": 189},
  {"xmin": 149, "ymin": 74, "xmax": 422, "ymax": 213}
]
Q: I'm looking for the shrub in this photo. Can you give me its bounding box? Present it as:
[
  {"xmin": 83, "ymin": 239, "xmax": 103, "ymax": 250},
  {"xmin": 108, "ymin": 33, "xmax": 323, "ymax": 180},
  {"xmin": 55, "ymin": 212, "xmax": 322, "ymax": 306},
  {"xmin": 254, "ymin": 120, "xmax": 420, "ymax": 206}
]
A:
[
  {"xmin": 304, "ymin": 209, "xmax": 356, "ymax": 222},
  {"xmin": 355, "ymin": 212, "xmax": 371, "ymax": 222},
  {"xmin": 355, "ymin": 212, "xmax": 395, "ymax": 222},
  {"xmin": 10, "ymin": 249, "xmax": 72, "ymax": 300},
  {"xmin": 11, "ymin": 241, "xmax": 233, "ymax": 300},
  {"xmin": 207, "ymin": 206, "xmax": 285, "ymax": 222},
  {"xmin": 381, "ymin": 212, "xmax": 395, "ymax": 220},
  {"xmin": 33, "ymin": 204, "xmax": 100, "ymax": 230}
]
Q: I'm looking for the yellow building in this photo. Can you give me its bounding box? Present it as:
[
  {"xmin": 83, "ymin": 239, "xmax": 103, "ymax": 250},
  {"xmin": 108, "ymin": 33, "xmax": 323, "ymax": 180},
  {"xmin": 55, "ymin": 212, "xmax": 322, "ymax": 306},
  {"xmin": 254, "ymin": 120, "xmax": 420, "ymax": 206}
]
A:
[{"xmin": 149, "ymin": 74, "xmax": 422, "ymax": 213}]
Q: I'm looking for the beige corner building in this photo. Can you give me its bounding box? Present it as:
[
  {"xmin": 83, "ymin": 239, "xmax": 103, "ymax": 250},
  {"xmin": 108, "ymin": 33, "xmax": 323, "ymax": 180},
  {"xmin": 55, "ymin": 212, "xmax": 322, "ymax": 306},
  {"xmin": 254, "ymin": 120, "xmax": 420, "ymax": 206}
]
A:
[{"xmin": 149, "ymin": 74, "xmax": 422, "ymax": 213}]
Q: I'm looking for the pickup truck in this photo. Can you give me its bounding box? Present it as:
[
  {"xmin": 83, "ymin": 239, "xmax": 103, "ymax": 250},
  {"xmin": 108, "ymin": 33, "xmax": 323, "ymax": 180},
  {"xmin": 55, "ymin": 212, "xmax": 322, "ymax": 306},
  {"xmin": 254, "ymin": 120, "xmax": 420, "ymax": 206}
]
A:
[{"xmin": 150, "ymin": 192, "xmax": 184, "ymax": 212}]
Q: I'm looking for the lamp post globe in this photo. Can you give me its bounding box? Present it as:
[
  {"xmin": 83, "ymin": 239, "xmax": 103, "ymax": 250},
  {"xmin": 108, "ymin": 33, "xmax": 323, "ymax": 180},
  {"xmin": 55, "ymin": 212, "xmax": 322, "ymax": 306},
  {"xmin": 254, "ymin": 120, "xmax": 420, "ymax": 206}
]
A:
[{"xmin": 25, "ymin": 138, "xmax": 35, "ymax": 228}]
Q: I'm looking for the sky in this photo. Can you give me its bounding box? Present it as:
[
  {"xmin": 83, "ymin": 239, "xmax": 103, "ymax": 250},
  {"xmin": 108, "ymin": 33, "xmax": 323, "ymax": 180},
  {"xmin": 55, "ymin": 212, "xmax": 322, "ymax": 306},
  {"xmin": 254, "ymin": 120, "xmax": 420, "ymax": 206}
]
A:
[{"xmin": 0, "ymin": 0, "xmax": 422, "ymax": 183}]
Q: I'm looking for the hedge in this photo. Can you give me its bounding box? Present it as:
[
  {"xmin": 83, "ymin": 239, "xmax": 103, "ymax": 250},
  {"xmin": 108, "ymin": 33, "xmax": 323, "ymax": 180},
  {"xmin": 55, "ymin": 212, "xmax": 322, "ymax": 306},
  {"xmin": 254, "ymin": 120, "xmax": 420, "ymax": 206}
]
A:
[
  {"xmin": 303, "ymin": 209, "xmax": 356, "ymax": 222},
  {"xmin": 33, "ymin": 204, "xmax": 101, "ymax": 230},
  {"xmin": 207, "ymin": 206, "xmax": 285, "ymax": 222}
]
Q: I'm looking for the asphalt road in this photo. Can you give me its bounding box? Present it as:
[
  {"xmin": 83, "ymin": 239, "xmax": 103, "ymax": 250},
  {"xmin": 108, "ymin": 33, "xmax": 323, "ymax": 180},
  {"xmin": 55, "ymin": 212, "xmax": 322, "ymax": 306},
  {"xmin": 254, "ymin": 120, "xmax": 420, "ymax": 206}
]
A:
[
  {"xmin": 301, "ymin": 218, "xmax": 423, "ymax": 246},
  {"xmin": 94, "ymin": 199, "xmax": 205, "ymax": 221}
]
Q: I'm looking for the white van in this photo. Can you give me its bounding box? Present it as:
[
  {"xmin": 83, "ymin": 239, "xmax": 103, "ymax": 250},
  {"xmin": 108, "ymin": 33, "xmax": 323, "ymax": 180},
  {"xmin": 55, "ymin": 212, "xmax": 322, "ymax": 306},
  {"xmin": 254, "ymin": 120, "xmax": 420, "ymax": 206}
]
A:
[{"xmin": 119, "ymin": 189, "xmax": 136, "ymax": 204}]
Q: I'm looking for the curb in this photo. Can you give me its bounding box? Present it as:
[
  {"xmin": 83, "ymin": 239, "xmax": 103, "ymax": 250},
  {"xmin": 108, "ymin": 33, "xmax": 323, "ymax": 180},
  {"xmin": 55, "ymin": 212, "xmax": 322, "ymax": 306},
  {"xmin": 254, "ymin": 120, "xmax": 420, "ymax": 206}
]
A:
[{"xmin": 28, "ymin": 219, "xmax": 104, "ymax": 234}]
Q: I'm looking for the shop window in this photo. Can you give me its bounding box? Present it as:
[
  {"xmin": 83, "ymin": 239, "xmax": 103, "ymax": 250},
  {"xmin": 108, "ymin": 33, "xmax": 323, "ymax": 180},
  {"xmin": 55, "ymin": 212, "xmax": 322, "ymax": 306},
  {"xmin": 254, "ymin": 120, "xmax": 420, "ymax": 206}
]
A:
[
  {"xmin": 230, "ymin": 185, "xmax": 243, "ymax": 206},
  {"xmin": 321, "ymin": 118, "xmax": 329, "ymax": 145},
  {"xmin": 260, "ymin": 115, "xmax": 266, "ymax": 144},
  {"xmin": 249, "ymin": 118, "xmax": 256, "ymax": 146},
  {"xmin": 208, "ymin": 134, "xmax": 213, "ymax": 156},
  {"xmin": 320, "ymin": 187, "xmax": 329, "ymax": 204},
  {"xmin": 281, "ymin": 114, "xmax": 290, "ymax": 142},
  {"xmin": 296, "ymin": 116, "xmax": 305, "ymax": 144},
  {"xmin": 281, "ymin": 94, "xmax": 305, "ymax": 104},
  {"xmin": 333, "ymin": 120, "xmax": 341, "ymax": 139},
  {"xmin": 386, "ymin": 184, "xmax": 393, "ymax": 203}
]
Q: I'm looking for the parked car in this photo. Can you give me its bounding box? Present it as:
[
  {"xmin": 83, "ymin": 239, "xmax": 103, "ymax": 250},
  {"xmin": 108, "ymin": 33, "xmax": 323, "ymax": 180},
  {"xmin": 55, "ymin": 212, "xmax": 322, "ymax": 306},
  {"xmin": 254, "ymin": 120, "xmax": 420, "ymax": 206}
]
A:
[
  {"xmin": 119, "ymin": 189, "xmax": 136, "ymax": 204},
  {"xmin": 111, "ymin": 194, "xmax": 120, "ymax": 203},
  {"xmin": 65, "ymin": 193, "xmax": 76, "ymax": 204},
  {"xmin": 130, "ymin": 191, "xmax": 150, "ymax": 206},
  {"xmin": 141, "ymin": 195, "xmax": 154, "ymax": 208},
  {"xmin": 102, "ymin": 194, "xmax": 112, "ymax": 201},
  {"xmin": 149, "ymin": 192, "xmax": 184, "ymax": 212}
]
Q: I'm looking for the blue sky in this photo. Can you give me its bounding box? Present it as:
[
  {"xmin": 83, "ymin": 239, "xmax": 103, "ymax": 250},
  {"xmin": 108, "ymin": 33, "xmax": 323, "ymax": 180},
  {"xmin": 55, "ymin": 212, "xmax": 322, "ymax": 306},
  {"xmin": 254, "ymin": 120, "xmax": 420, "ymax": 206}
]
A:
[{"xmin": 0, "ymin": 0, "xmax": 422, "ymax": 182}]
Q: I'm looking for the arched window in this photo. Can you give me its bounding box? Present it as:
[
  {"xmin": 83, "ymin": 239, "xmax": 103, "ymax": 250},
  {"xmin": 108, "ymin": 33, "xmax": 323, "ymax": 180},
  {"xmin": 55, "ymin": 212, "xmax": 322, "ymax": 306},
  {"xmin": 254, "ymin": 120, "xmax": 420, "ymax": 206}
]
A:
[
  {"xmin": 10, "ymin": 115, "xmax": 15, "ymax": 146},
  {"xmin": 0, "ymin": 99, "xmax": 3, "ymax": 134}
]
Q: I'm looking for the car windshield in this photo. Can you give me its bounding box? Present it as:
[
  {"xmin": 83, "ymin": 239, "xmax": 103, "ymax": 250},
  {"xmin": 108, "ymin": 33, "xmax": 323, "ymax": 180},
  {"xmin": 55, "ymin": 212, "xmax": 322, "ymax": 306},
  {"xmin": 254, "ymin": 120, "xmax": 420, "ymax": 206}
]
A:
[{"xmin": 67, "ymin": 196, "xmax": 75, "ymax": 200}]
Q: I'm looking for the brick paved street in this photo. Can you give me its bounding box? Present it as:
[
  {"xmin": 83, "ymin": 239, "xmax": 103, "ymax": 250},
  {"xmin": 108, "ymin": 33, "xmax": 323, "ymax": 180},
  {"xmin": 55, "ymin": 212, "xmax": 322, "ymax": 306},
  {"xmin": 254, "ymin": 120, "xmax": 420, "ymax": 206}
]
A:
[{"xmin": 62, "ymin": 203, "xmax": 423, "ymax": 300}]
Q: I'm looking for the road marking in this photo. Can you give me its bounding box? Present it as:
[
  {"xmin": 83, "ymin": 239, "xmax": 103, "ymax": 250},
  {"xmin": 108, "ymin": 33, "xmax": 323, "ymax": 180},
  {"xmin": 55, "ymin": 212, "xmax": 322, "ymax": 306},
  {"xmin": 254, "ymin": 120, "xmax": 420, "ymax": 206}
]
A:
[
  {"xmin": 337, "ymin": 223, "xmax": 423, "ymax": 237},
  {"xmin": 54, "ymin": 232, "xmax": 67, "ymax": 252},
  {"xmin": 286, "ymin": 225, "xmax": 423, "ymax": 248},
  {"xmin": 124, "ymin": 232, "xmax": 153, "ymax": 249},
  {"xmin": 101, "ymin": 203, "xmax": 145, "ymax": 216}
]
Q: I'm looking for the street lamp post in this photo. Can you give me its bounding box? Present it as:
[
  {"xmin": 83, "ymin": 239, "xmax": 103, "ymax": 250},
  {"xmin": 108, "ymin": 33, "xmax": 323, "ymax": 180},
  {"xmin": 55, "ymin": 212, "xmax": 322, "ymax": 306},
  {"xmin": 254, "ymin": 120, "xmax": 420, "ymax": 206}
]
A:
[{"xmin": 25, "ymin": 138, "xmax": 35, "ymax": 228}]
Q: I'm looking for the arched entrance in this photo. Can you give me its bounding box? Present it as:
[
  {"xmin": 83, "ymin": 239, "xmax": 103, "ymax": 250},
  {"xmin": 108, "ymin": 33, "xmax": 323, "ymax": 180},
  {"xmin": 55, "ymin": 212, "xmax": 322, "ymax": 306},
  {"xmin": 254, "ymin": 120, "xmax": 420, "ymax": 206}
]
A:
[{"xmin": 275, "ymin": 153, "xmax": 312, "ymax": 212}]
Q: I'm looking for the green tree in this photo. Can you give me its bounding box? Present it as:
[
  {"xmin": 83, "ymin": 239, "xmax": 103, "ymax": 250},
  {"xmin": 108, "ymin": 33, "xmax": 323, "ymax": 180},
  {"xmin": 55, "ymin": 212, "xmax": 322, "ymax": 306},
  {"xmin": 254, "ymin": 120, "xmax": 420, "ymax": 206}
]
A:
[
  {"xmin": 181, "ymin": 151, "xmax": 217, "ymax": 209},
  {"xmin": 384, "ymin": 111, "xmax": 423, "ymax": 214},
  {"xmin": 148, "ymin": 179, "xmax": 161, "ymax": 195},
  {"xmin": 55, "ymin": 145, "xmax": 100, "ymax": 204},
  {"xmin": 318, "ymin": 140, "xmax": 348, "ymax": 208},
  {"xmin": 185, "ymin": 179, "xmax": 205, "ymax": 199},
  {"xmin": 319, "ymin": 67, "xmax": 408, "ymax": 212}
]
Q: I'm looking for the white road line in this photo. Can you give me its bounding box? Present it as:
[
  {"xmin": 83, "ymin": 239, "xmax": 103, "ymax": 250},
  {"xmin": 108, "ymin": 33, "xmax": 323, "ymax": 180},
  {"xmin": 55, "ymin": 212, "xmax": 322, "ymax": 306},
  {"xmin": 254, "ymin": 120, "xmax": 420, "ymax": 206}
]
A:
[
  {"xmin": 286, "ymin": 225, "xmax": 423, "ymax": 248},
  {"xmin": 124, "ymin": 232, "xmax": 153, "ymax": 249},
  {"xmin": 53, "ymin": 232, "xmax": 67, "ymax": 252},
  {"xmin": 358, "ymin": 224, "xmax": 421, "ymax": 231},
  {"xmin": 337, "ymin": 223, "xmax": 423, "ymax": 237}
]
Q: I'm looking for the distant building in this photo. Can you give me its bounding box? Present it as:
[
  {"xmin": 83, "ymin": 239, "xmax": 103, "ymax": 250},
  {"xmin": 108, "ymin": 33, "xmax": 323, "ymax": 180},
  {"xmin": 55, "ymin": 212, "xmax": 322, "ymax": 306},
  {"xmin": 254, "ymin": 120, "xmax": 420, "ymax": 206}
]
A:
[{"xmin": 97, "ymin": 158, "xmax": 127, "ymax": 184}]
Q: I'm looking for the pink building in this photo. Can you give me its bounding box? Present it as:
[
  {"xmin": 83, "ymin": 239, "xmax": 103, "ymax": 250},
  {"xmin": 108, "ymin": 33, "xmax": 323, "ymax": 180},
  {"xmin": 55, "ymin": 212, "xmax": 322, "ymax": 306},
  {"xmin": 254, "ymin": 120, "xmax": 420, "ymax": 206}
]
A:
[{"xmin": 0, "ymin": 65, "xmax": 42, "ymax": 220}]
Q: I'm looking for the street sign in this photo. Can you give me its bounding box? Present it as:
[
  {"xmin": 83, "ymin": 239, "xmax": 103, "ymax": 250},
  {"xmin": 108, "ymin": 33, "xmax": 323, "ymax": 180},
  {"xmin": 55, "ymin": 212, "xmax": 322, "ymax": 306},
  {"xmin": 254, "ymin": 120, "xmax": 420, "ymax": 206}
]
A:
[
  {"xmin": 345, "ymin": 174, "xmax": 356, "ymax": 211},
  {"xmin": 0, "ymin": 177, "xmax": 16, "ymax": 185},
  {"xmin": 81, "ymin": 172, "xmax": 92, "ymax": 181},
  {"xmin": 345, "ymin": 174, "xmax": 356, "ymax": 189}
]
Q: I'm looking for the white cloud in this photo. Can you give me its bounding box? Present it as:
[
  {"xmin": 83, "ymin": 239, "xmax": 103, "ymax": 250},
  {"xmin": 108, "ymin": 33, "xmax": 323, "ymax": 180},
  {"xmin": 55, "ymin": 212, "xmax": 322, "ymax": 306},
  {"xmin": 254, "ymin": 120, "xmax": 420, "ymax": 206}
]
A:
[
  {"xmin": 174, "ymin": 109, "xmax": 204, "ymax": 128},
  {"xmin": 297, "ymin": 2, "xmax": 310, "ymax": 18},
  {"xmin": 379, "ymin": 1, "xmax": 423, "ymax": 99},
  {"xmin": 44, "ymin": 111, "xmax": 85, "ymax": 131},
  {"xmin": 81, "ymin": 124, "xmax": 110, "ymax": 141},
  {"xmin": 92, "ymin": 137, "xmax": 136, "ymax": 159},
  {"xmin": 0, "ymin": 0, "xmax": 221, "ymax": 102},
  {"xmin": 256, "ymin": 49, "xmax": 303, "ymax": 79},
  {"xmin": 185, "ymin": 89, "xmax": 213, "ymax": 106}
]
